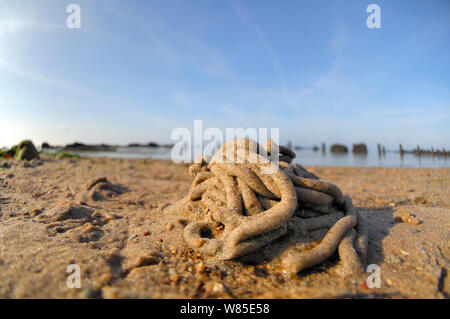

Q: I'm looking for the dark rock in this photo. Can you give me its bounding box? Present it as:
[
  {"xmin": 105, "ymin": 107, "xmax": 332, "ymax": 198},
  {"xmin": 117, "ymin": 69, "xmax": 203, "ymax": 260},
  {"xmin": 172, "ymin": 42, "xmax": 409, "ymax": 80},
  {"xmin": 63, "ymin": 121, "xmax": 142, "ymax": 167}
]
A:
[
  {"xmin": 330, "ymin": 144, "xmax": 348, "ymax": 153},
  {"xmin": 147, "ymin": 142, "xmax": 159, "ymax": 148},
  {"xmin": 14, "ymin": 140, "xmax": 40, "ymax": 160},
  {"xmin": 352, "ymin": 143, "xmax": 368, "ymax": 154},
  {"xmin": 66, "ymin": 142, "xmax": 86, "ymax": 148},
  {"xmin": 1, "ymin": 145, "xmax": 17, "ymax": 158},
  {"xmin": 128, "ymin": 142, "xmax": 172, "ymax": 148},
  {"xmin": 64, "ymin": 142, "xmax": 115, "ymax": 152}
]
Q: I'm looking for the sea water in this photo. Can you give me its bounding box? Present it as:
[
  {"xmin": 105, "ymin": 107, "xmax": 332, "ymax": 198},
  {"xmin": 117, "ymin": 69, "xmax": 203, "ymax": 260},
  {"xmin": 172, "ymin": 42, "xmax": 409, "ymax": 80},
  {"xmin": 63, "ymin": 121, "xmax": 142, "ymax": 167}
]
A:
[{"xmin": 64, "ymin": 146, "xmax": 448, "ymax": 168}]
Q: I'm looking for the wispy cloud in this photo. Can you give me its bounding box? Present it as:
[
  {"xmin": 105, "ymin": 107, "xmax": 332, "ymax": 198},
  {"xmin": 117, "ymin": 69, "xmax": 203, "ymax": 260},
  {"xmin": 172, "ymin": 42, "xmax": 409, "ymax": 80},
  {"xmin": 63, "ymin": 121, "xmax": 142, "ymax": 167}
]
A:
[
  {"xmin": 0, "ymin": 20, "xmax": 64, "ymax": 39},
  {"xmin": 0, "ymin": 58, "xmax": 99, "ymax": 97},
  {"xmin": 0, "ymin": 14, "xmax": 115, "ymax": 41},
  {"xmin": 0, "ymin": 21, "xmax": 65, "ymax": 30}
]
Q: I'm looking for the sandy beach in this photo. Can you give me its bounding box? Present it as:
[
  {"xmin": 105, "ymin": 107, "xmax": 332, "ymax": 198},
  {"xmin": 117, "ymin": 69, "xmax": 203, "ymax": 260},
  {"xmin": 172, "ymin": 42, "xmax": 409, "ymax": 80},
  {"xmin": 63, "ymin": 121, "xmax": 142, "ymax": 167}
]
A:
[{"xmin": 0, "ymin": 155, "xmax": 448, "ymax": 299}]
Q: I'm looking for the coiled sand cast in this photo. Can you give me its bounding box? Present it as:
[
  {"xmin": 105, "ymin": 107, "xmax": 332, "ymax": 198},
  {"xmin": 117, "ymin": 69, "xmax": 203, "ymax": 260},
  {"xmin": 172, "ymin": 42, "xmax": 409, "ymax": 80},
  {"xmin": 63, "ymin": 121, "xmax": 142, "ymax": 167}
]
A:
[{"xmin": 178, "ymin": 138, "xmax": 368, "ymax": 276}]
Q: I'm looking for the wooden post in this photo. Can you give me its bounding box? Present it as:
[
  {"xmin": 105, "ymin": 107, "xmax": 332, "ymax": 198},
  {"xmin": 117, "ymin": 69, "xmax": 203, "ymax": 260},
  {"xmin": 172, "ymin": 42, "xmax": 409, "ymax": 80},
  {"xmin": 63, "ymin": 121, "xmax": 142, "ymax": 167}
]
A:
[
  {"xmin": 431, "ymin": 147, "xmax": 434, "ymax": 158},
  {"xmin": 377, "ymin": 144, "xmax": 382, "ymax": 158},
  {"xmin": 382, "ymin": 146, "xmax": 386, "ymax": 156},
  {"xmin": 321, "ymin": 143, "xmax": 326, "ymax": 155},
  {"xmin": 399, "ymin": 144, "xmax": 404, "ymax": 157}
]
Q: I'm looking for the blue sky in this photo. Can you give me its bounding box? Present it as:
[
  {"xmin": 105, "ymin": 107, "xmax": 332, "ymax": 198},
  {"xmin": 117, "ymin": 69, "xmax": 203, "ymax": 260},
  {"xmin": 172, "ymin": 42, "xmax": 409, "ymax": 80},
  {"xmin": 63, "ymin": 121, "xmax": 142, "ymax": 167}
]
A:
[{"xmin": 0, "ymin": 0, "xmax": 449, "ymax": 150}]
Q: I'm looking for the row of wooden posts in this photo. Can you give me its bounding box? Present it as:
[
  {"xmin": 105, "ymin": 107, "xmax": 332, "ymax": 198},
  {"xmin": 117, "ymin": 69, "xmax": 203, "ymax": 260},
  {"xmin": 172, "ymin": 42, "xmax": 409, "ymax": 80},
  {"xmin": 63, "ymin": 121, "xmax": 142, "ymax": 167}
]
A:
[
  {"xmin": 317, "ymin": 143, "xmax": 448, "ymax": 157},
  {"xmin": 398, "ymin": 144, "xmax": 448, "ymax": 157}
]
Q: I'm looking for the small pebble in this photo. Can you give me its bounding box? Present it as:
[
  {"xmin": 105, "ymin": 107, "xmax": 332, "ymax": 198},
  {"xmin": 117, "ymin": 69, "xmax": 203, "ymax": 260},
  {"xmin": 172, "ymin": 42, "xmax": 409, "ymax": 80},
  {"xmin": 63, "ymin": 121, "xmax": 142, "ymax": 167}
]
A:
[
  {"xmin": 193, "ymin": 238, "xmax": 205, "ymax": 248},
  {"xmin": 195, "ymin": 262, "xmax": 207, "ymax": 274},
  {"xmin": 170, "ymin": 274, "xmax": 180, "ymax": 284},
  {"xmin": 127, "ymin": 234, "xmax": 138, "ymax": 242},
  {"xmin": 394, "ymin": 208, "xmax": 421, "ymax": 225},
  {"xmin": 212, "ymin": 282, "xmax": 227, "ymax": 294}
]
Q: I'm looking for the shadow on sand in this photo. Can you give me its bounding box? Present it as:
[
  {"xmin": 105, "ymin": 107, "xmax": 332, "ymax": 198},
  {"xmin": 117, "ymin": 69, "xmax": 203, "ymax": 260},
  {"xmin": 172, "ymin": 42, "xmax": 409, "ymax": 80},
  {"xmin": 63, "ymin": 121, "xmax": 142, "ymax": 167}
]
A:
[{"xmin": 236, "ymin": 206, "xmax": 396, "ymax": 278}]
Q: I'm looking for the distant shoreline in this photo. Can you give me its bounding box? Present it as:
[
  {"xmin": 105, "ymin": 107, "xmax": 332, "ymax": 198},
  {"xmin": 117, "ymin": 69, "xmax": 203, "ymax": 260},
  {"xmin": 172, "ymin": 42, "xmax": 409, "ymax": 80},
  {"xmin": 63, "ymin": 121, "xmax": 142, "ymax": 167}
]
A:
[{"xmin": 2, "ymin": 140, "xmax": 448, "ymax": 169}]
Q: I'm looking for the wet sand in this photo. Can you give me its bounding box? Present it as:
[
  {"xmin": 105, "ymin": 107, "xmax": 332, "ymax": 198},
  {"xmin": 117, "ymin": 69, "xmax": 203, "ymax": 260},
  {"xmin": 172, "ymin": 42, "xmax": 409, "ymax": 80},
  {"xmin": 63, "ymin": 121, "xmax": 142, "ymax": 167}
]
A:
[{"xmin": 0, "ymin": 155, "xmax": 448, "ymax": 298}]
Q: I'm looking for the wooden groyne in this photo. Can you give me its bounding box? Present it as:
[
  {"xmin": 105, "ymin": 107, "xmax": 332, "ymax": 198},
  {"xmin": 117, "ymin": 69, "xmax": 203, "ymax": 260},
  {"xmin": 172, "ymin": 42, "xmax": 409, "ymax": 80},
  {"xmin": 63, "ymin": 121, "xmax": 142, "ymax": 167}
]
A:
[{"xmin": 396, "ymin": 144, "xmax": 448, "ymax": 157}]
